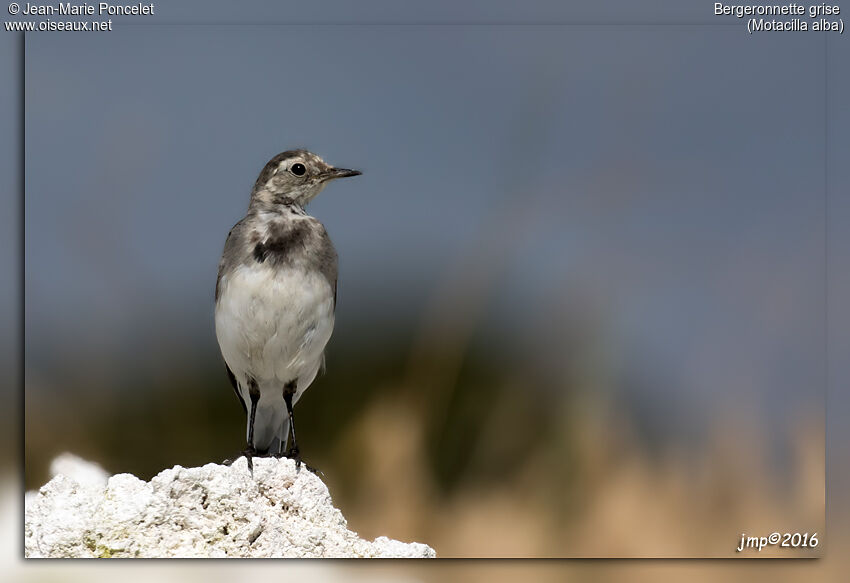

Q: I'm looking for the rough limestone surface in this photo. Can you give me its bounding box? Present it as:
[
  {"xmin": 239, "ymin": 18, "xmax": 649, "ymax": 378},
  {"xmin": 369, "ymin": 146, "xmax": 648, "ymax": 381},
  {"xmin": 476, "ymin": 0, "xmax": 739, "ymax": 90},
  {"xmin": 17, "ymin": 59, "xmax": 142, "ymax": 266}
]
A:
[{"xmin": 25, "ymin": 453, "xmax": 435, "ymax": 558}]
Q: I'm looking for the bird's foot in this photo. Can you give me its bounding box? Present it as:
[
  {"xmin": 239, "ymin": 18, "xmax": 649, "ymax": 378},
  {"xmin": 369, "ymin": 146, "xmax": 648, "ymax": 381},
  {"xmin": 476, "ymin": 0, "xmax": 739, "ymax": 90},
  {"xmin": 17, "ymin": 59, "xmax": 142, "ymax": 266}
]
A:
[
  {"xmin": 281, "ymin": 446, "xmax": 322, "ymax": 477},
  {"xmin": 223, "ymin": 445, "xmax": 258, "ymax": 473}
]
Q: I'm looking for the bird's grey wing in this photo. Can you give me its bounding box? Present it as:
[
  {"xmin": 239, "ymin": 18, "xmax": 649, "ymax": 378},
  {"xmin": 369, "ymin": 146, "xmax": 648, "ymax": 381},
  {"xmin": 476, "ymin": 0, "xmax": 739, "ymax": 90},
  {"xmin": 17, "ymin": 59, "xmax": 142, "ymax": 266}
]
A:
[
  {"xmin": 313, "ymin": 222, "xmax": 338, "ymax": 312},
  {"xmin": 315, "ymin": 223, "xmax": 337, "ymax": 374},
  {"xmin": 216, "ymin": 218, "xmax": 250, "ymax": 413},
  {"xmin": 215, "ymin": 218, "xmax": 248, "ymax": 302}
]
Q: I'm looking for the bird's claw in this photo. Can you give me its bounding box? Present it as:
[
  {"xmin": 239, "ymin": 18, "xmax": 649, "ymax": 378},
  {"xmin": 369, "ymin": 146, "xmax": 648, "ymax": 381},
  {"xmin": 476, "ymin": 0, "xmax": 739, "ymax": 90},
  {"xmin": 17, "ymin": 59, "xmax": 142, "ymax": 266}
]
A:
[
  {"xmin": 223, "ymin": 446, "xmax": 258, "ymax": 473},
  {"xmin": 280, "ymin": 447, "xmax": 322, "ymax": 476}
]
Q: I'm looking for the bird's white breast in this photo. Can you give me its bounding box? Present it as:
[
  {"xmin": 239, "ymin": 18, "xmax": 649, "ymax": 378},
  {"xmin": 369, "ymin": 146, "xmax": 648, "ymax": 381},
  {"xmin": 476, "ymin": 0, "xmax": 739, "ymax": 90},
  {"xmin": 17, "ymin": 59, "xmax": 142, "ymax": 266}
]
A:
[{"xmin": 214, "ymin": 261, "xmax": 335, "ymax": 393}]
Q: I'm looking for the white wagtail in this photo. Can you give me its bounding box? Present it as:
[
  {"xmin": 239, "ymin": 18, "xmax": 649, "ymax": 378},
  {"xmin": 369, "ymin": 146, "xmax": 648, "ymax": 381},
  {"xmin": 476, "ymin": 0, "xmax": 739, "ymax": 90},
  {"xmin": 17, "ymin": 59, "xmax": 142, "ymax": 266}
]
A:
[{"xmin": 215, "ymin": 149, "xmax": 361, "ymax": 470}]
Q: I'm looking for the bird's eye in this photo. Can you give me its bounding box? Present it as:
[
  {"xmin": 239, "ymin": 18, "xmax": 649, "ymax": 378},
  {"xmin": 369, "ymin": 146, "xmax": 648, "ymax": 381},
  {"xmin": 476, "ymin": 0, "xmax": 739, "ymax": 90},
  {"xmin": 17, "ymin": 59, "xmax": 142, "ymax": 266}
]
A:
[{"xmin": 290, "ymin": 163, "xmax": 306, "ymax": 176}]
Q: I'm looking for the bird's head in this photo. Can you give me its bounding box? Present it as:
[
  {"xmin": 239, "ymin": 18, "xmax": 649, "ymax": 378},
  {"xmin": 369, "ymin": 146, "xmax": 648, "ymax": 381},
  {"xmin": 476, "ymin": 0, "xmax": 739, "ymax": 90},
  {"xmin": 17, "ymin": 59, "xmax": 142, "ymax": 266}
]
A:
[{"xmin": 250, "ymin": 149, "xmax": 361, "ymax": 208}]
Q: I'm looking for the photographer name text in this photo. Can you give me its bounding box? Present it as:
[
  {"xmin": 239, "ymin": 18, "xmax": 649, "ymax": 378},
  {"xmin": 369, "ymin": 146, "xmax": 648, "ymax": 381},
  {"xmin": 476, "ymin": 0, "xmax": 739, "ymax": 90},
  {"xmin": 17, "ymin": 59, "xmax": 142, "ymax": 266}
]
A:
[{"xmin": 17, "ymin": 2, "xmax": 153, "ymax": 16}]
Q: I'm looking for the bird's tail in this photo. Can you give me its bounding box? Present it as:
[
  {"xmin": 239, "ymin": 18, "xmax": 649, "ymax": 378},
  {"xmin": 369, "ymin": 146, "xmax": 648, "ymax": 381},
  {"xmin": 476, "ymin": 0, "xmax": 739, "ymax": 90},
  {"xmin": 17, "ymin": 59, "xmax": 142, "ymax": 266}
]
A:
[{"xmin": 249, "ymin": 402, "xmax": 290, "ymax": 455}]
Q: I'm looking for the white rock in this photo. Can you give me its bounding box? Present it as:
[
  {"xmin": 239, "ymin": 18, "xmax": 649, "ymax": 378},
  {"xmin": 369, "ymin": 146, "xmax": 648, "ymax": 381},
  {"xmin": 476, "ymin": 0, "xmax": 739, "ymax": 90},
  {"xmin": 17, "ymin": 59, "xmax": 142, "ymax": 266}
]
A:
[{"xmin": 25, "ymin": 454, "xmax": 436, "ymax": 558}]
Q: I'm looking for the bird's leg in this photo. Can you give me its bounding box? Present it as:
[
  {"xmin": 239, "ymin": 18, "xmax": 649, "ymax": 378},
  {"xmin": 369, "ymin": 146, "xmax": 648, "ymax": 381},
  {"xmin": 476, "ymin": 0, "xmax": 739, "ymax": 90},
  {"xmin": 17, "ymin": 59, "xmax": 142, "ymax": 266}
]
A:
[
  {"xmin": 282, "ymin": 382, "xmax": 300, "ymax": 466},
  {"xmin": 281, "ymin": 381, "xmax": 322, "ymax": 476},
  {"xmin": 242, "ymin": 379, "xmax": 261, "ymax": 473}
]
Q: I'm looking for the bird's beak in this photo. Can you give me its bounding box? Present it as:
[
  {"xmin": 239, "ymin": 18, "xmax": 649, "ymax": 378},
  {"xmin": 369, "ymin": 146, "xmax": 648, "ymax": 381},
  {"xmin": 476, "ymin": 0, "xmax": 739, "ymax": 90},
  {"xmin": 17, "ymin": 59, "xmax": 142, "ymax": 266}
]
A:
[{"xmin": 322, "ymin": 167, "xmax": 362, "ymax": 181}]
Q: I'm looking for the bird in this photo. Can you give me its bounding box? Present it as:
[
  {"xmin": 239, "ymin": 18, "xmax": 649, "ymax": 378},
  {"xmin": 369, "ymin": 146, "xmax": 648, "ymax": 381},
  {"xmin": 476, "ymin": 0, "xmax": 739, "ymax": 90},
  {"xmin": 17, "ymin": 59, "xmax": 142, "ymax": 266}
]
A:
[{"xmin": 214, "ymin": 149, "xmax": 361, "ymax": 471}]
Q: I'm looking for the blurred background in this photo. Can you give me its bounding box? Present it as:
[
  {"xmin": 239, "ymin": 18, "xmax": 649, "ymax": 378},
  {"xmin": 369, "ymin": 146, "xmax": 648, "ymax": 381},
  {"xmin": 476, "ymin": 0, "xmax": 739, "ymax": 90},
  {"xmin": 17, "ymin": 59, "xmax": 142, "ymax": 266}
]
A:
[{"xmin": 10, "ymin": 3, "xmax": 839, "ymax": 561}]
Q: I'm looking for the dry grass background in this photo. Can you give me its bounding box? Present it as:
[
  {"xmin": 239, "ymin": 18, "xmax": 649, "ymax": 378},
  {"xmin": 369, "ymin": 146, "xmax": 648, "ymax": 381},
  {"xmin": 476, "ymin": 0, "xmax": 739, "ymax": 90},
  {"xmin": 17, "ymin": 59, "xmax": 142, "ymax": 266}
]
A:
[{"xmin": 326, "ymin": 390, "xmax": 823, "ymax": 558}]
